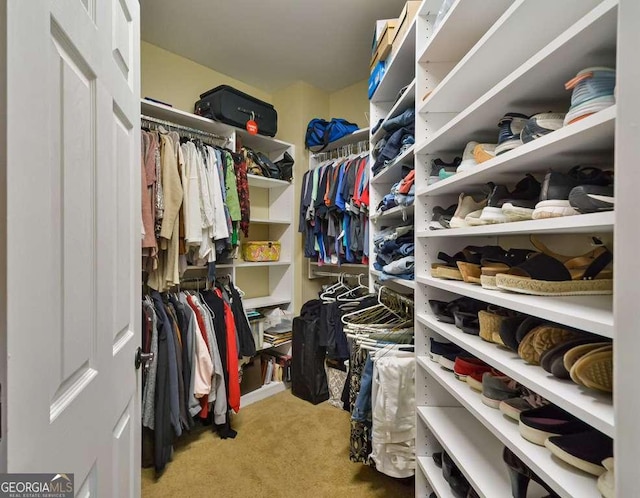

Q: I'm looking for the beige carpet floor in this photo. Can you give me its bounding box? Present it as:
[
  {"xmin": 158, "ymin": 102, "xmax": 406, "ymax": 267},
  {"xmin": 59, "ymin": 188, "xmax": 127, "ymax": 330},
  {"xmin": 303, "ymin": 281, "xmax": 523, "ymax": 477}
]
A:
[{"xmin": 142, "ymin": 390, "xmax": 415, "ymax": 498}]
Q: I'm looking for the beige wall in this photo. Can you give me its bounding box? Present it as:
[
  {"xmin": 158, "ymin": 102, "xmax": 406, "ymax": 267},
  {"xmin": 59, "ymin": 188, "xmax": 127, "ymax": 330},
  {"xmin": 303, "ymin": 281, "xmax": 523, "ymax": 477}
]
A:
[
  {"xmin": 329, "ymin": 79, "xmax": 369, "ymax": 127},
  {"xmin": 141, "ymin": 41, "xmax": 272, "ymax": 113},
  {"xmin": 141, "ymin": 42, "xmax": 369, "ymax": 311}
]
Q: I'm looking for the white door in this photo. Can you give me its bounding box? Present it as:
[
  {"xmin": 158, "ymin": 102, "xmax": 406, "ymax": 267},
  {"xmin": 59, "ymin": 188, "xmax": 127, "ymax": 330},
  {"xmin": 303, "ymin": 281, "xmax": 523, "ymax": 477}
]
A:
[{"xmin": 3, "ymin": 0, "xmax": 141, "ymax": 495}]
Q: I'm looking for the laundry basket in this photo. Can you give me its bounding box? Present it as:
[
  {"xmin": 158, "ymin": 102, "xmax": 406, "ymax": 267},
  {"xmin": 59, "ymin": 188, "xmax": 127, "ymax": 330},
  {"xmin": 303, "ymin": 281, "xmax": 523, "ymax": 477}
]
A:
[{"xmin": 242, "ymin": 241, "xmax": 281, "ymax": 262}]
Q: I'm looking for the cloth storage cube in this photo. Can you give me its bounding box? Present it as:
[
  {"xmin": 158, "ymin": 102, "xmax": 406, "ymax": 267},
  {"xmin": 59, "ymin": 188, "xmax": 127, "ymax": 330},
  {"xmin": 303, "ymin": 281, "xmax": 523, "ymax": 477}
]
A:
[{"xmin": 241, "ymin": 241, "xmax": 281, "ymax": 261}]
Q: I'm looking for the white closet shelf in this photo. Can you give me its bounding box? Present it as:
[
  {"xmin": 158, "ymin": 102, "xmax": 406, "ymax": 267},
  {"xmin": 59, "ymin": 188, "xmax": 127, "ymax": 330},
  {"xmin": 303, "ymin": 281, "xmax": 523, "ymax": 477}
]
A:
[
  {"xmin": 247, "ymin": 174, "xmax": 291, "ymax": 189},
  {"xmin": 416, "ymin": 106, "xmax": 615, "ymax": 196},
  {"xmin": 371, "ymin": 146, "xmax": 415, "ymax": 185},
  {"xmin": 416, "ymin": 276, "xmax": 613, "ymax": 338},
  {"xmin": 371, "ymin": 80, "xmax": 416, "ymax": 144},
  {"xmin": 417, "ymin": 314, "xmax": 614, "ymax": 436},
  {"xmin": 235, "ymin": 260, "xmax": 292, "ymax": 268},
  {"xmin": 417, "ymin": 406, "xmax": 512, "ymax": 498},
  {"xmin": 417, "ymin": 0, "xmax": 512, "ymax": 64},
  {"xmin": 258, "ymin": 339, "xmax": 292, "ymax": 352},
  {"xmin": 418, "ymin": 0, "xmax": 612, "ymax": 116},
  {"xmin": 309, "ymin": 127, "xmax": 370, "ymax": 154},
  {"xmin": 309, "ymin": 262, "xmax": 368, "ymax": 269},
  {"xmin": 417, "ymin": 358, "xmax": 600, "ymax": 498},
  {"xmin": 417, "ymin": 212, "xmax": 614, "ymax": 238},
  {"xmin": 371, "ymin": 204, "xmax": 414, "ymax": 223},
  {"xmin": 249, "ymin": 218, "xmax": 292, "ymax": 225},
  {"xmin": 370, "ymin": 269, "xmax": 416, "ymax": 291},
  {"xmin": 240, "ymin": 381, "xmax": 286, "ymax": 407},
  {"xmin": 371, "ymin": 17, "xmax": 416, "ymax": 103},
  {"xmin": 141, "ymin": 99, "xmax": 292, "ymax": 155},
  {"xmin": 243, "ymin": 296, "xmax": 291, "ymax": 310},
  {"xmin": 416, "ymin": 457, "xmax": 455, "ymax": 498},
  {"xmin": 418, "ymin": 1, "xmax": 617, "ymax": 155}
]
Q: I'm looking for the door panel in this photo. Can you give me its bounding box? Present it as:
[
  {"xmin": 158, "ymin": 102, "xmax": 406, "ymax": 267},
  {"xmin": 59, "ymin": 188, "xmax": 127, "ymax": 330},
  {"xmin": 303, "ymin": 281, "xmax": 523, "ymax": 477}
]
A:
[{"xmin": 5, "ymin": 0, "xmax": 140, "ymax": 495}]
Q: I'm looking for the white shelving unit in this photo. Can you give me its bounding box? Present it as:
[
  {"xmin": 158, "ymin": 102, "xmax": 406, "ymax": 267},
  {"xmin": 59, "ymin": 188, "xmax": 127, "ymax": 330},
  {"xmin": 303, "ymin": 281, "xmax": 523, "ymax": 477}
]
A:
[
  {"xmin": 141, "ymin": 99, "xmax": 295, "ymax": 316},
  {"xmin": 368, "ymin": 7, "xmax": 417, "ymax": 298},
  {"xmin": 141, "ymin": 99, "xmax": 296, "ymax": 405},
  {"xmin": 413, "ymin": 1, "xmax": 620, "ymax": 497}
]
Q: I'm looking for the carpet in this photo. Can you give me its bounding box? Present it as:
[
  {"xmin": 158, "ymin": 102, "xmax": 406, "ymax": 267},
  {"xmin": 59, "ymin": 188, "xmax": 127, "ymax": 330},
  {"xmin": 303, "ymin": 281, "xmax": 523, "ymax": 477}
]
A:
[{"xmin": 142, "ymin": 390, "xmax": 415, "ymax": 497}]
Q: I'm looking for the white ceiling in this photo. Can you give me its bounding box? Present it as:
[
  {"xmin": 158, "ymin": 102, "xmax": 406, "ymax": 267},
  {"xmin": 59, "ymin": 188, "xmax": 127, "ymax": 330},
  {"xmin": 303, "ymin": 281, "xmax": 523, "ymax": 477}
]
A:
[{"xmin": 140, "ymin": 0, "xmax": 408, "ymax": 93}]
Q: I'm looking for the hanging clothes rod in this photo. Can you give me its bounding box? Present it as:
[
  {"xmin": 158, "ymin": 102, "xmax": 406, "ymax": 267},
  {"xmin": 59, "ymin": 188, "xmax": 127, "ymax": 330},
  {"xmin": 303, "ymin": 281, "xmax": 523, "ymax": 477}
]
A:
[
  {"xmin": 312, "ymin": 140, "xmax": 370, "ymax": 162},
  {"xmin": 312, "ymin": 270, "xmax": 369, "ymax": 279},
  {"xmin": 141, "ymin": 114, "xmax": 230, "ymax": 144}
]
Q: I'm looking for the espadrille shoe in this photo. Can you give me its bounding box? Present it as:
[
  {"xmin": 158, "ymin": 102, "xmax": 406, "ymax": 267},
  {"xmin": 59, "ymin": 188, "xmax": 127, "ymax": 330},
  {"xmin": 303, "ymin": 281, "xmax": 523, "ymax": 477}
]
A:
[
  {"xmin": 563, "ymin": 342, "xmax": 611, "ymax": 375},
  {"xmin": 570, "ymin": 345, "xmax": 613, "ymax": 392},
  {"xmin": 457, "ymin": 261, "xmax": 482, "ymax": 284},
  {"xmin": 518, "ymin": 325, "xmax": 581, "ymax": 365},
  {"xmin": 544, "ymin": 430, "xmax": 613, "ymax": 476},
  {"xmin": 597, "ymin": 458, "xmax": 615, "ymax": 498},
  {"xmin": 431, "ymin": 250, "xmax": 466, "ymax": 280},
  {"xmin": 479, "ymin": 307, "xmax": 520, "ymax": 344},
  {"xmin": 480, "ymin": 248, "xmax": 538, "ymax": 290},
  {"xmin": 495, "ymin": 247, "xmax": 613, "ymax": 296}
]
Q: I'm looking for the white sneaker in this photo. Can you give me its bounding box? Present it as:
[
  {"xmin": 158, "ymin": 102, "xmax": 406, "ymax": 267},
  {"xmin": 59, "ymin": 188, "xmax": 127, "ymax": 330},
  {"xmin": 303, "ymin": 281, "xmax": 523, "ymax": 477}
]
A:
[
  {"xmin": 449, "ymin": 193, "xmax": 487, "ymax": 228},
  {"xmin": 457, "ymin": 141, "xmax": 479, "ymax": 173}
]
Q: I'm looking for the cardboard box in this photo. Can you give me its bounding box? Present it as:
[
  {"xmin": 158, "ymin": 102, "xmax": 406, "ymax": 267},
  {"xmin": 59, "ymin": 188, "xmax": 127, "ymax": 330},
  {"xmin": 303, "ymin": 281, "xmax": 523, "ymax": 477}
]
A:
[
  {"xmin": 391, "ymin": 1, "xmax": 421, "ymax": 55},
  {"xmin": 368, "ymin": 61, "xmax": 386, "ymax": 99},
  {"xmin": 371, "ymin": 18, "xmax": 396, "ymax": 55},
  {"xmin": 370, "ymin": 20, "xmax": 397, "ymax": 70}
]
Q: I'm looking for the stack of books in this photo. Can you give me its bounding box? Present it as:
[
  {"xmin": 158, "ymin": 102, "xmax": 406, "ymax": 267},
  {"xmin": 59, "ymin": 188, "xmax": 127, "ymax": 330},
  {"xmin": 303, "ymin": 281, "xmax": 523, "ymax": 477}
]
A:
[{"xmin": 263, "ymin": 330, "xmax": 292, "ymax": 347}]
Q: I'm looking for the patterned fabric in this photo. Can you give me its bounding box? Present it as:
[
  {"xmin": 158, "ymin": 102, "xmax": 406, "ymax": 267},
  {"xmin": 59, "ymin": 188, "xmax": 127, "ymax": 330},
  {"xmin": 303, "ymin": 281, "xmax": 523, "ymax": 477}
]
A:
[
  {"xmin": 233, "ymin": 152, "xmax": 251, "ymax": 237},
  {"xmin": 349, "ymin": 343, "xmax": 373, "ymax": 465},
  {"xmin": 325, "ymin": 362, "xmax": 347, "ymax": 409}
]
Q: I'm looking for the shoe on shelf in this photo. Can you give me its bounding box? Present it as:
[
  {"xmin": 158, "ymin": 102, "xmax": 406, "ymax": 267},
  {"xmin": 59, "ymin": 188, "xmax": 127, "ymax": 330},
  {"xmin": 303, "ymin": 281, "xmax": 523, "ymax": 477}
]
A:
[
  {"xmin": 432, "ymin": 451, "xmax": 443, "ymax": 468},
  {"xmin": 520, "ymin": 112, "xmax": 566, "ymax": 144},
  {"xmin": 533, "ymin": 166, "xmax": 612, "ymax": 219},
  {"xmin": 442, "ymin": 451, "xmax": 462, "ymax": 483},
  {"xmin": 519, "ymin": 405, "xmax": 591, "ymax": 446},
  {"xmin": 478, "ymin": 307, "xmax": 520, "ymax": 344},
  {"xmin": 597, "ymin": 458, "xmax": 615, "ymax": 498},
  {"xmin": 467, "ymin": 367, "xmax": 503, "ymax": 392},
  {"xmin": 430, "ymin": 157, "xmax": 462, "ymax": 183},
  {"xmin": 430, "ymin": 297, "xmax": 487, "ymax": 324},
  {"xmin": 449, "ymin": 193, "xmax": 488, "ymax": 228},
  {"xmin": 539, "ymin": 337, "xmax": 608, "ymax": 379},
  {"xmin": 453, "ymin": 310, "xmax": 481, "ymax": 335},
  {"xmin": 453, "ymin": 357, "xmax": 492, "ymax": 382},
  {"xmin": 479, "ymin": 175, "xmax": 541, "ymax": 224},
  {"xmin": 473, "ymin": 143, "xmax": 497, "ymax": 164},
  {"xmin": 429, "ymin": 338, "xmax": 465, "ymax": 368},
  {"xmin": 568, "ymin": 185, "xmax": 614, "ymax": 213},
  {"xmin": 495, "ymin": 246, "xmax": 614, "ymax": 296},
  {"xmin": 564, "ymin": 67, "xmax": 616, "ymax": 125},
  {"xmin": 544, "ymin": 430, "xmax": 613, "ymax": 476},
  {"xmin": 457, "ymin": 141, "xmax": 480, "ymax": 173},
  {"xmin": 430, "ymin": 203, "xmax": 458, "ymax": 230},
  {"xmin": 517, "ymin": 324, "xmax": 583, "ymax": 365},
  {"xmin": 449, "ymin": 473, "xmax": 471, "ymax": 498},
  {"xmin": 503, "ymin": 447, "xmax": 561, "ymax": 498},
  {"xmin": 481, "ymin": 373, "xmax": 522, "ymax": 409},
  {"xmin": 570, "ymin": 344, "xmax": 613, "ymax": 393},
  {"xmin": 499, "ymin": 389, "xmax": 549, "ymax": 421},
  {"xmin": 495, "ymin": 112, "xmax": 529, "ymax": 155},
  {"xmin": 480, "ymin": 248, "xmax": 538, "ymax": 291}
]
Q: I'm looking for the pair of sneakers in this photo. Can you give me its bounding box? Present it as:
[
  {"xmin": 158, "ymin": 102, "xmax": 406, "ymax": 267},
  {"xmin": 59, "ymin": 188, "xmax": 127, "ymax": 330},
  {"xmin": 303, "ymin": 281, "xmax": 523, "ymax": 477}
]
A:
[{"xmin": 495, "ymin": 111, "xmax": 566, "ymax": 156}]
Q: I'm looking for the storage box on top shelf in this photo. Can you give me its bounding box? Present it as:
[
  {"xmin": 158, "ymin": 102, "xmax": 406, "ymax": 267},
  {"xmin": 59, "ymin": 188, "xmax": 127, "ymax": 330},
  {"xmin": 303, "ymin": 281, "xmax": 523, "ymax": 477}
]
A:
[
  {"xmin": 370, "ymin": 20, "xmax": 397, "ymax": 70},
  {"xmin": 371, "ymin": 18, "xmax": 397, "ymax": 55},
  {"xmin": 369, "ymin": 61, "xmax": 386, "ymax": 99},
  {"xmin": 391, "ymin": 1, "xmax": 421, "ymax": 57}
]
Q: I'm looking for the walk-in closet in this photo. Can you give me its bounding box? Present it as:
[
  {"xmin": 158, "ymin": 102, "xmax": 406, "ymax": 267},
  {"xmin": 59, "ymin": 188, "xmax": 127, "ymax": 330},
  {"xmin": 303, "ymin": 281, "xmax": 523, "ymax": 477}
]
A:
[{"xmin": 0, "ymin": 1, "xmax": 637, "ymax": 497}]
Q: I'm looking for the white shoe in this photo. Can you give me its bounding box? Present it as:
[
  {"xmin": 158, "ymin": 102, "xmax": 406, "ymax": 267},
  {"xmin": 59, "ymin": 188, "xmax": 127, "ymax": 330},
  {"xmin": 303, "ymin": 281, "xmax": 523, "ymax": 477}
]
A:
[
  {"xmin": 532, "ymin": 200, "xmax": 579, "ymax": 219},
  {"xmin": 457, "ymin": 141, "xmax": 479, "ymax": 173},
  {"xmin": 449, "ymin": 193, "xmax": 487, "ymax": 228}
]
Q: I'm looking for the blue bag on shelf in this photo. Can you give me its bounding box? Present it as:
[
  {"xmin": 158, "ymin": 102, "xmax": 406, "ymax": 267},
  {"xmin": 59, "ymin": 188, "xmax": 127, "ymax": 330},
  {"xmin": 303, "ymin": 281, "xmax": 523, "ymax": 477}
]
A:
[{"xmin": 305, "ymin": 118, "xmax": 359, "ymax": 151}]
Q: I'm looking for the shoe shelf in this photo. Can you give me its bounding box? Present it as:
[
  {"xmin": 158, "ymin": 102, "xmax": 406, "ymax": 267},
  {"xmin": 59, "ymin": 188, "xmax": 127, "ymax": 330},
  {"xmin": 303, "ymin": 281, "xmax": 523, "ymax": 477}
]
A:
[
  {"xmin": 417, "ymin": 358, "xmax": 601, "ymax": 498},
  {"xmin": 370, "ymin": 145, "xmax": 415, "ymax": 185},
  {"xmin": 417, "ymin": 212, "xmax": 614, "ymax": 238},
  {"xmin": 417, "ymin": 314, "xmax": 614, "ymax": 436},
  {"xmin": 417, "ymin": 405, "xmax": 513, "ymax": 498},
  {"xmin": 416, "ymin": 276, "xmax": 613, "ymax": 338},
  {"xmin": 417, "ymin": 0, "xmax": 609, "ymax": 116},
  {"xmin": 370, "ymin": 269, "xmax": 416, "ymax": 291},
  {"xmin": 415, "ymin": 106, "xmax": 615, "ymax": 197},
  {"xmin": 416, "ymin": 0, "xmax": 511, "ymax": 65},
  {"xmin": 416, "ymin": 456, "xmax": 455, "ymax": 498},
  {"xmin": 371, "ymin": 80, "xmax": 415, "ymax": 145},
  {"xmin": 371, "ymin": 14, "xmax": 417, "ymax": 104},
  {"xmin": 416, "ymin": 0, "xmax": 617, "ymax": 156},
  {"xmin": 235, "ymin": 260, "xmax": 292, "ymax": 268},
  {"xmin": 370, "ymin": 204, "xmax": 414, "ymax": 223}
]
